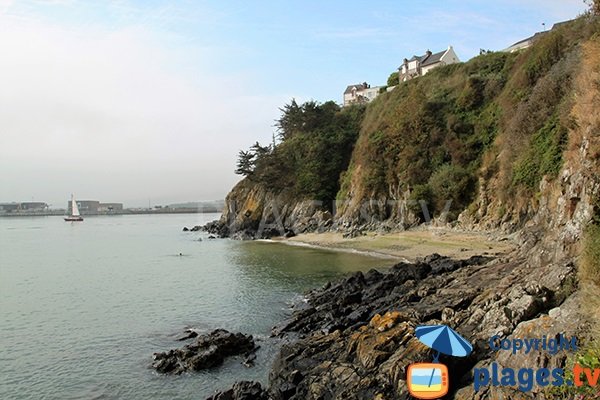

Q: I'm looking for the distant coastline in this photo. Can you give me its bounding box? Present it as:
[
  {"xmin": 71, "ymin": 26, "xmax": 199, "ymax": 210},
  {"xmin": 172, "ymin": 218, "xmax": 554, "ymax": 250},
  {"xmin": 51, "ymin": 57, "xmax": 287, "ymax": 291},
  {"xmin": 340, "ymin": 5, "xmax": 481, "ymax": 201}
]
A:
[{"xmin": 0, "ymin": 208, "xmax": 221, "ymax": 217}]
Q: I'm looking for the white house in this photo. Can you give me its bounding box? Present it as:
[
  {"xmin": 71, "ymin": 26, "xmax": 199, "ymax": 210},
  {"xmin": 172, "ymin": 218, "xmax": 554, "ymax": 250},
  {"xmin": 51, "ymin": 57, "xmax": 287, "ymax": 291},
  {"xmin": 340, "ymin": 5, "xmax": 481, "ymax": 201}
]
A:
[
  {"xmin": 343, "ymin": 82, "xmax": 382, "ymax": 107},
  {"xmin": 398, "ymin": 46, "xmax": 460, "ymax": 82}
]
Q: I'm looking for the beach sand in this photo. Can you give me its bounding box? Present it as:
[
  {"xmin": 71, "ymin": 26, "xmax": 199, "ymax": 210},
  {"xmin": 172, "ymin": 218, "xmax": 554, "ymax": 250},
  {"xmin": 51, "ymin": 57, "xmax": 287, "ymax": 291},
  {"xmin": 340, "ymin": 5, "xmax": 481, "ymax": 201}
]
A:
[{"xmin": 275, "ymin": 228, "xmax": 515, "ymax": 262}]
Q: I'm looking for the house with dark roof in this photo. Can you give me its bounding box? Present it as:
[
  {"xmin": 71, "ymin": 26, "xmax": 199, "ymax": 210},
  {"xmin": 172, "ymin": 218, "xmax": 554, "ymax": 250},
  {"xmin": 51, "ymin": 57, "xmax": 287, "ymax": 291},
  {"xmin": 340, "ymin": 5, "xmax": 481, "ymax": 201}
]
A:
[
  {"xmin": 398, "ymin": 46, "xmax": 460, "ymax": 82},
  {"xmin": 343, "ymin": 82, "xmax": 382, "ymax": 107}
]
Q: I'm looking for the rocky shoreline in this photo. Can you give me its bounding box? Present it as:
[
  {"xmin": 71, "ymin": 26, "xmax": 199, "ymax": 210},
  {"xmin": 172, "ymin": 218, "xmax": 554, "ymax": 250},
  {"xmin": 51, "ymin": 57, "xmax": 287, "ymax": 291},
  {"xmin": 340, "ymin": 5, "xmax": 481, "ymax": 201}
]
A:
[
  {"xmin": 152, "ymin": 329, "xmax": 258, "ymax": 375},
  {"xmin": 200, "ymin": 238, "xmax": 586, "ymax": 399}
]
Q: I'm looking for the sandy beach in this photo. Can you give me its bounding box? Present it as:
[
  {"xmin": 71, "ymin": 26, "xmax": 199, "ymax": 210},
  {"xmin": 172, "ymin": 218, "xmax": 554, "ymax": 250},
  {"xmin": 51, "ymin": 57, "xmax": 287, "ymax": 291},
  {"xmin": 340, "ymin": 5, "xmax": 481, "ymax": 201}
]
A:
[{"xmin": 275, "ymin": 228, "xmax": 516, "ymax": 262}]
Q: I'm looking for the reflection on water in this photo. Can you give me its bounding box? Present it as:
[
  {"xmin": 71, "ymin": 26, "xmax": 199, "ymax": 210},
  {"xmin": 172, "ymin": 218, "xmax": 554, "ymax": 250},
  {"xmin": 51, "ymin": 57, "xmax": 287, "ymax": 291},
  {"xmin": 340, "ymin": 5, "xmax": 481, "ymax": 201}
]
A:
[{"xmin": 0, "ymin": 214, "xmax": 393, "ymax": 399}]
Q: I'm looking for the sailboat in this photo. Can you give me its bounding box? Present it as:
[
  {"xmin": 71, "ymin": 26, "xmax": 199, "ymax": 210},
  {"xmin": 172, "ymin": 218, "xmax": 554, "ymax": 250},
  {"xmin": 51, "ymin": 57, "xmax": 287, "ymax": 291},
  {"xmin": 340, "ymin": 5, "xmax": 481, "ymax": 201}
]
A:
[{"xmin": 64, "ymin": 194, "xmax": 84, "ymax": 222}]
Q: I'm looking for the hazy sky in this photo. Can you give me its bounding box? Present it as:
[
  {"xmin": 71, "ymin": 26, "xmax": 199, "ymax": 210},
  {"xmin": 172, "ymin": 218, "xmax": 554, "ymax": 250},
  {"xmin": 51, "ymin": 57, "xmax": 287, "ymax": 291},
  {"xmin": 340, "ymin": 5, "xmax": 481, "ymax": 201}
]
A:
[{"xmin": 0, "ymin": 0, "xmax": 588, "ymax": 207}]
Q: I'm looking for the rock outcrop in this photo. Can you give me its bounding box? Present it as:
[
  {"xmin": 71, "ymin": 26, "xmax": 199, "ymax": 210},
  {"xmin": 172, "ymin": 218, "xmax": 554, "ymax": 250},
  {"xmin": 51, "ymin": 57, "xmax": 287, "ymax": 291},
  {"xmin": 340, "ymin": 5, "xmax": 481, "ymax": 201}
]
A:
[
  {"xmin": 152, "ymin": 329, "xmax": 257, "ymax": 375},
  {"xmin": 202, "ymin": 179, "xmax": 334, "ymax": 239},
  {"xmin": 209, "ymin": 248, "xmax": 586, "ymax": 399},
  {"xmin": 207, "ymin": 381, "xmax": 270, "ymax": 400}
]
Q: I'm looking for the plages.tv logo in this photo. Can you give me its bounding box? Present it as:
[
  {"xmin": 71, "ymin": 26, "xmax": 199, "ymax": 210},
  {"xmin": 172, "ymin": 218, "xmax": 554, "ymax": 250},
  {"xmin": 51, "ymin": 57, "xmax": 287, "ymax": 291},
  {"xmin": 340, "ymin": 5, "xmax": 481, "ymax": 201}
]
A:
[{"xmin": 407, "ymin": 325, "xmax": 473, "ymax": 399}]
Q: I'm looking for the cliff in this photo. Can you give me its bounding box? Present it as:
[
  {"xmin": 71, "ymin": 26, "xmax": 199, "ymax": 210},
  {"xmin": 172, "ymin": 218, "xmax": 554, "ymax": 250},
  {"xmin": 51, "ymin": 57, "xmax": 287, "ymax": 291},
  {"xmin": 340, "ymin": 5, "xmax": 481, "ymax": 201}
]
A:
[
  {"xmin": 206, "ymin": 15, "xmax": 600, "ymax": 399},
  {"xmin": 218, "ymin": 17, "xmax": 599, "ymax": 246}
]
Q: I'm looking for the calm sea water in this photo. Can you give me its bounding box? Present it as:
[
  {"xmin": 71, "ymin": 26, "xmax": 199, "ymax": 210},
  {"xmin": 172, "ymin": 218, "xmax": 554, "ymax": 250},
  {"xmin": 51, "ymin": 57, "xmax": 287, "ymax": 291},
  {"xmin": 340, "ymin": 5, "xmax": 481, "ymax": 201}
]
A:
[{"xmin": 0, "ymin": 214, "xmax": 393, "ymax": 399}]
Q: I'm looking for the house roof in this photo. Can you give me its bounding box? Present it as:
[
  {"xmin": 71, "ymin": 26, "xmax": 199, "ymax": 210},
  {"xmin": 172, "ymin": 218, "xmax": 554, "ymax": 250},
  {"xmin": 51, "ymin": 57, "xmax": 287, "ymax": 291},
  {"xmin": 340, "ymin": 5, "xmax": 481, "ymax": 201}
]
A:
[
  {"xmin": 552, "ymin": 19, "xmax": 574, "ymax": 29},
  {"xmin": 343, "ymin": 83, "xmax": 368, "ymax": 95},
  {"xmin": 505, "ymin": 31, "xmax": 546, "ymax": 50},
  {"xmin": 421, "ymin": 49, "xmax": 447, "ymax": 67},
  {"xmin": 400, "ymin": 48, "xmax": 448, "ymax": 69},
  {"xmin": 504, "ymin": 19, "xmax": 574, "ymax": 51}
]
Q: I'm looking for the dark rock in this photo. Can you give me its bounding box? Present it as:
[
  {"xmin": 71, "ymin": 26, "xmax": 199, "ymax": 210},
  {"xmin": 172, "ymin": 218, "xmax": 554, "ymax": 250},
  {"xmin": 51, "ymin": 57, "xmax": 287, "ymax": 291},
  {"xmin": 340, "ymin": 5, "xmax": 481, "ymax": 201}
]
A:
[
  {"xmin": 206, "ymin": 381, "xmax": 268, "ymax": 400},
  {"xmin": 190, "ymin": 225, "xmax": 202, "ymax": 232},
  {"xmin": 284, "ymin": 229, "xmax": 296, "ymax": 238},
  {"xmin": 206, "ymin": 242, "xmax": 585, "ymax": 400},
  {"xmin": 176, "ymin": 328, "xmax": 199, "ymax": 341},
  {"xmin": 242, "ymin": 352, "xmax": 257, "ymax": 367},
  {"xmin": 208, "ymin": 235, "xmax": 217, "ymax": 239},
  {"xmin": 202, "ymin": 220, "xmax": 230, "ymax": 237},
  {"xmin": 230, "ymin": 230, "xmax": 254, "ymax": 240},
  {"xmin": 183, "ymin": 227, "xmax": 189, "ymax": 232},
  {"xmin": 152, "ymin": 329, "xmax": 256, "ymax": 374},
  {"xmin": 255, "ymin": 251, "xmax": 579, "ymax": 399}
]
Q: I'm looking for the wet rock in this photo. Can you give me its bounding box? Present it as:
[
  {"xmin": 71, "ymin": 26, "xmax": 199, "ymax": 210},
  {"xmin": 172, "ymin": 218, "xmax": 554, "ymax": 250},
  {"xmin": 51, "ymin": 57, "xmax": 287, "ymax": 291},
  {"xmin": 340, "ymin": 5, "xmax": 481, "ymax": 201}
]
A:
[
  {"xmin": 211, "ymin": 243, "xmax": 583, "ymax": 399},
  {"xmin": 206, "ymin": 381, "xmax": 268, "ymax": 400},
  {"xmin": 176, "ymin": 328, "xmax": 200, "ymax": 341},
  {"xmin": 284, "ymin": 229, "xmax": 296, "ymax": 238},
  {"xmin": 152, "ymin": 329, "xmax": 256, "ymax": 374},
  {"xmin": 230, "ymin": 230, "xmax": 254, "ymax": 240},
  {"xmin": 202, "ymin": 220, "xmax": 229, "ymax": 237},
  {"xmin": 242, "ymin": 352, "xmax": 257, "ymax": 367},
  {"xmin": 182, "ymin": 227, "xmax": 189, "ymax": 231}
]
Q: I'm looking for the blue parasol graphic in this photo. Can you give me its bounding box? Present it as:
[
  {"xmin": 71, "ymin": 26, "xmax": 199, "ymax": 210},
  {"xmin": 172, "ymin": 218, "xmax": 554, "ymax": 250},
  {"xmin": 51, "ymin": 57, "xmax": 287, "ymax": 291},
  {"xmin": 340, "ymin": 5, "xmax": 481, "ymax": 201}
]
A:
[
  {"xmin": 415, "ymin": 324, "xmax": 473, "ymax": 363},
  {"xmin": 415, "ymin": 325, "xmax": 474, "ymax": 388}
]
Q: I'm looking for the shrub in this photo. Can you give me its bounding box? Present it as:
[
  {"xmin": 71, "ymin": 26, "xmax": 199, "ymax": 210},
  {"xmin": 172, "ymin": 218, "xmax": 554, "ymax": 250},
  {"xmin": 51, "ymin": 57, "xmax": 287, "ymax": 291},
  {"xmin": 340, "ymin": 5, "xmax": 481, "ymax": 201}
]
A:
[
  {"xmin": 387, "ymin": 71, "xmax": 399, "ymax": 86},
  {"xmin": 457, "ymin": 75, "xmax": 486, "ymax": 110},
  {"xmin": 546, "ymin": 340, "xmax": 600, "ymax": 399},
  {"xmin": 580, "ymin": 223, "xmax": 600, "ymax": 286},
  {"xmin": 427, "ymin": 164, "xmax": 476, "ymax": 220},
  {"xmin": 408, "ymin": 184, "xmax": 433, "ymax": 222},
  {"xmin": 512, "ymin": 114, "xmax": 568, "ymax": 190},
  {"xmin": 523, "ymin": 32, "xmax": 566, "ymax": 85}
]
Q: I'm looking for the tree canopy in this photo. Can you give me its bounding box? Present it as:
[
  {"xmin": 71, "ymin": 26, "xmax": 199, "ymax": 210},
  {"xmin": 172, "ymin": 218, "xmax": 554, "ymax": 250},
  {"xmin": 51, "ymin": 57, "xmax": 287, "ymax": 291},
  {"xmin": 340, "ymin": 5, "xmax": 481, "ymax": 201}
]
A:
[{"xmin": 235, "ymin": 100, "xmax": 365, "ymax": 206}]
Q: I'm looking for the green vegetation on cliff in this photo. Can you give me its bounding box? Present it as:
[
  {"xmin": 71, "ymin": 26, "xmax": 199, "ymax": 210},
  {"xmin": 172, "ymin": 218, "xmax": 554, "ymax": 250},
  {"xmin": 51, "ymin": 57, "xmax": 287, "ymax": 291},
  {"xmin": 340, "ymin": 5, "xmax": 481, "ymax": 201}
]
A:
[
  {"xmin": 235, "ymin": 15, "xmax": 599, "ymax": 224},
  {"xmin": 350, "ymin": 50, "xmax": 514, "ymax": 218},
  {"xmin": 235, "ymin": 100, "xmax": 364, "ymax": 206},
  {"xmin": 340, "ymin": 16, "xmax": 599, "ymax": 221}
]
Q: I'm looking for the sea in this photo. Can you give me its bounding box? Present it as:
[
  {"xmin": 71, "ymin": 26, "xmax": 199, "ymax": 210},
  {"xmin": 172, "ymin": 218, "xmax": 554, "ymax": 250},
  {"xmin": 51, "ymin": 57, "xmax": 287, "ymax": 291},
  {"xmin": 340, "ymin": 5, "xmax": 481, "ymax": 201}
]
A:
[{"xmin": 0, "ymin": 213, "xmax": 393, "ymax": 399}]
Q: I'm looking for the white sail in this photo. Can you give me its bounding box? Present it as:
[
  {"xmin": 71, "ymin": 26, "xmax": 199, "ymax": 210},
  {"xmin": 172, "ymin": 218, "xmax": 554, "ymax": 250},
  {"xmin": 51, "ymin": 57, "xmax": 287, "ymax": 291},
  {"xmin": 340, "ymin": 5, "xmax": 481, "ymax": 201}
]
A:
[{"xmin": 71, "ymin": 195, "xmax": 81, "ymax": 217}]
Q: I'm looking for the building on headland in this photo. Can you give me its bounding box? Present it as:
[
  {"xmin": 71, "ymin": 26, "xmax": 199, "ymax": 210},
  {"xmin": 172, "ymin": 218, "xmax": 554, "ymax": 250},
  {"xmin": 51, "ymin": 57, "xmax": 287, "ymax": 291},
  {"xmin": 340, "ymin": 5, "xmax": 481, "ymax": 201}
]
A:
[
  {"xmin": 503, "ymin": 20, "xmax": 574, "ymax": 53},
  {"xmin": 503, "ymin": 32, "xmax": 546, "ymax": 53},
  {"xmin": 398, "ymin": 46, "xmax": 460, "ymax": 82},
  {"xmin": 343, "ymin": 82, "xmax": 383, "ymax": 107},
  {"xmin": 0, "ymin": 202, "xmax": 48, "ymax": 213}
]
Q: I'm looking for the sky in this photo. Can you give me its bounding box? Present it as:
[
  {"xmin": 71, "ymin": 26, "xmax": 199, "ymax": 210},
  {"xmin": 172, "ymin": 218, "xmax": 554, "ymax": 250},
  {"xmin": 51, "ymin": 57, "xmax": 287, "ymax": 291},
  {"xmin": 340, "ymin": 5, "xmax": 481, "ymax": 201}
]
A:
[{"xmin": 0, "ymin": 0, "xmax": 589, "ymax": 208}]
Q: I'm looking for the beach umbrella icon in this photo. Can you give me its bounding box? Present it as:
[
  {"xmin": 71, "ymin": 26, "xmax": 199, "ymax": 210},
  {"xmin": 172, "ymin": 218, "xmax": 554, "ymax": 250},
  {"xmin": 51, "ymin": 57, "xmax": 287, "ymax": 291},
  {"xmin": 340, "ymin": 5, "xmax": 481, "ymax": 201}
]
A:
[{"xmin": 415, "ymin": 325, "xmax": 473, "ymax": 362}]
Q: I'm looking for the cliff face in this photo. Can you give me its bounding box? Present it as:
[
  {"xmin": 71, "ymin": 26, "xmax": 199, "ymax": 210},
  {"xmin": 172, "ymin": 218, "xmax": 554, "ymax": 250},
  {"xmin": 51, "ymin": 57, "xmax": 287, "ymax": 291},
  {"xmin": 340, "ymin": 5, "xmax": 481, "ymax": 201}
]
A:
[
  {"xmin": 337, "ymin": 20, "xmax": 599, "ymax": 237},
  {"xmin": 219, "ymin": 179, "xmax": 334, "ymax": 239},
  {"xmin": 510, "ymin": 39, "xmax": 600, "ymax": 267},
  {"xmin": 220, "ymin": 18, "xmax": 600, "ymax": 253}
]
